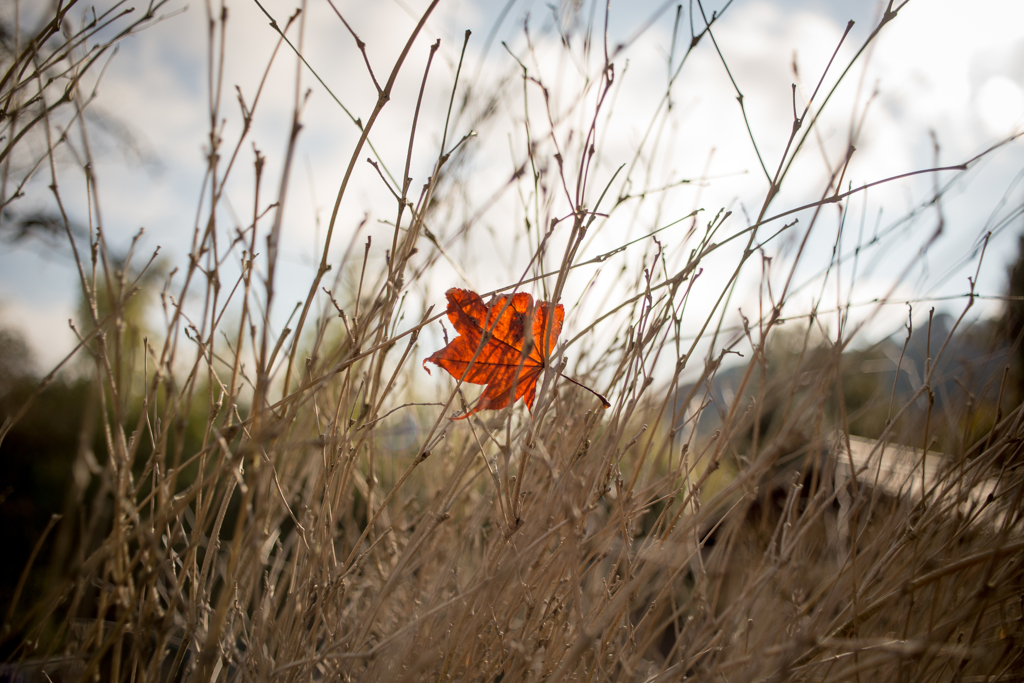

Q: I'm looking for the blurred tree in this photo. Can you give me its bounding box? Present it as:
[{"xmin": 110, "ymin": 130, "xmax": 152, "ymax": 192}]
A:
[
  {"xmin": 0, "ymin": 326, "xmax": 34, "ymax": 395},
  {"xmin": 0, "ymin": 326, "xmax": 89, "ymax": 642},
  {"xmin": 74, "ymin": 254, "xmax": 165, "ymax": 415},
  {"xmin": 1003, "ymin": 233, "xmax": 1024, "ymax": 401}
]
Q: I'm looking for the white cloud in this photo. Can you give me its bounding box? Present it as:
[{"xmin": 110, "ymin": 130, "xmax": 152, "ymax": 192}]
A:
[
  {"xmin": 977, "ymin": 75, "xmax": 1024, "ymax": 136},
  {"xmin": 0, "ymin": 298, "xmax": 77, "ymax": 373}
]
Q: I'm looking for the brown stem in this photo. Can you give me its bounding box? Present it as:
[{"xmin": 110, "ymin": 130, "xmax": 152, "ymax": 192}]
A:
[{"xmin": 558, "ymin": 372, "xmax": 611, "ymax": 409}]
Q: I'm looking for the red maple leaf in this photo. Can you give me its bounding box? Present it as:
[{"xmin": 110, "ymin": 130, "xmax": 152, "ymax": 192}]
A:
[{"xmin": 423, "ymin": 288, "xmax": 564, "ymax": 419}]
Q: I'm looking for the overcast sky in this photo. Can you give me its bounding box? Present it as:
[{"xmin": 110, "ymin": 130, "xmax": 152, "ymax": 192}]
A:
[{"xmin": 1, "ymin": 0, "xmax": 1022, "ymax": 371}]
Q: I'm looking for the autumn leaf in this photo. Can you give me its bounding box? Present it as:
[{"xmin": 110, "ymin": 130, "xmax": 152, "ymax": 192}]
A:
[
  {"xmin": 424, "ymin": 288, "xmax": 610, "ymax": 419},
  {"xmin": 423, "ymin": 288, "xmax": 563, "ymax": 419}
]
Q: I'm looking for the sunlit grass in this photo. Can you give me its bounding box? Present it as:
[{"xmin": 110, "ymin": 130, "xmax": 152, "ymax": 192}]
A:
[{"xmin": 1, "ymin": 1, "xmax": 1023, "ymax": 681}]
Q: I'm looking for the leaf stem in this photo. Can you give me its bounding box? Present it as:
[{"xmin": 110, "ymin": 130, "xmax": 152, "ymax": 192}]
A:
[{"xmin": 558, "ymin": 372, "xmax": 611, "ymax": 409}]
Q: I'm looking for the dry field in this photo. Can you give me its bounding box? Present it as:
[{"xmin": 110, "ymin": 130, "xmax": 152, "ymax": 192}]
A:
[{"xmin": 1, "ymin": 1, "xmax": 1022, "ymax": 681}]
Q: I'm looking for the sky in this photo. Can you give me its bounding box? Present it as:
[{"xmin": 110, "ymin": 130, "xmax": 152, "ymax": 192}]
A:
[{"xmin": 1, "ymin": 0, "xmax": 1022, "ymax": 373}]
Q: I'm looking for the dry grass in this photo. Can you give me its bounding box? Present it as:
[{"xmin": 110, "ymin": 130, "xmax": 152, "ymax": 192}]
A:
[{"xmin": 1, "ymin": 1, "xmax": 1023, "ymax": 681}]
